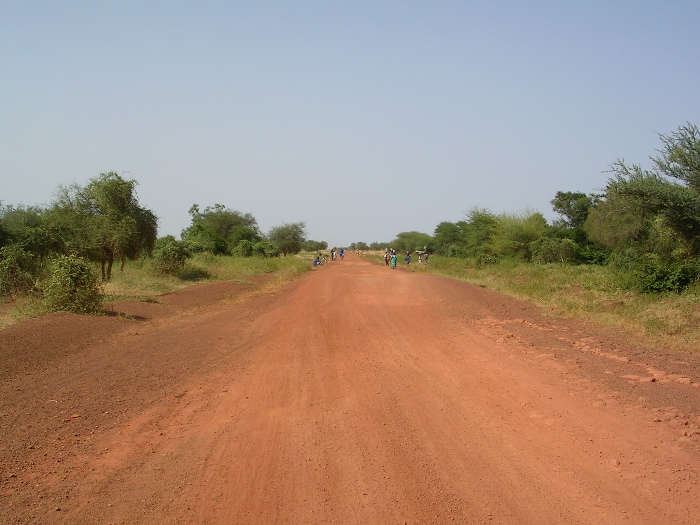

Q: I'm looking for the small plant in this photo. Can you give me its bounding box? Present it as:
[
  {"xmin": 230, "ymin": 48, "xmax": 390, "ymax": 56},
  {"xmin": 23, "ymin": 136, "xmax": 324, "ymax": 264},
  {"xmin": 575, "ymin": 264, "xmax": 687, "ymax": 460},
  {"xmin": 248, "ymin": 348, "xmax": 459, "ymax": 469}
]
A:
[
  {"xmin": 475, "ymin": 253, "xmax": 499, "ymax": 267},
  {"xmin": 43, "ymin": 254, "xmax": 103, "ymax": 313}
]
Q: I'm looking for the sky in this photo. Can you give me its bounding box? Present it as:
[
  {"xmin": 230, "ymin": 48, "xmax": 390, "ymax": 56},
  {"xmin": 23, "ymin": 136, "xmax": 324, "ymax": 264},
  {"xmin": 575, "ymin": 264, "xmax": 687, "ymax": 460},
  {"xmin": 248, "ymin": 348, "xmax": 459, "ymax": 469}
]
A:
[{"xmin": 2, "ymin": 1, "xmax": 699, "ymax": 247}]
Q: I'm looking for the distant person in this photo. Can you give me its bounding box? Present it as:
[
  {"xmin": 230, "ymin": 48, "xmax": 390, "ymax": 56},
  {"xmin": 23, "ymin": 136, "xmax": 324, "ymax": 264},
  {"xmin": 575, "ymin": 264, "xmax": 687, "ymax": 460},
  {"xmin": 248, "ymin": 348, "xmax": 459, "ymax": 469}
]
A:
[
  {"xmin": 405, "ymin": 252, "xmax": 411, "ymax": 265},
  {"xmin": 390, "ymin": 251, "xmax": 398, "ymax": 269},
  {"xmin": 384, "ymin": 251, "xmax": 390, "ymax": 266}
]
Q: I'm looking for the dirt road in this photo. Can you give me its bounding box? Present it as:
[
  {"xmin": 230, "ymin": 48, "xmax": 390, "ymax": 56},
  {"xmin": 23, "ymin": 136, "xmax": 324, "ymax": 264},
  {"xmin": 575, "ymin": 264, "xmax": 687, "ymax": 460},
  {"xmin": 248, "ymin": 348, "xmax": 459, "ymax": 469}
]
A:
[{"xmin": 2, "ymin": 253, "xmax": 700, "ymax": 524}]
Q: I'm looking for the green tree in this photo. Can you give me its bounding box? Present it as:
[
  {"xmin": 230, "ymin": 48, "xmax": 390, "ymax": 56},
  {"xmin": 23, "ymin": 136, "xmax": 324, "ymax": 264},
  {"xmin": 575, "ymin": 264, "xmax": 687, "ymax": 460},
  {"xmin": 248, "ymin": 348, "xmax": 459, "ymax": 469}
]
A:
[
  {"xmin": 433, "ymin": 221, "xmax": 465, "ymax": 255},
  {"xmin": 462, "ymin": 208, "xmax": 498, "ymax": 256},
  {"xmin": 604, "ymin": 123, "xmax": 700, "ymax": 256},
  {"xmin": 390, "ymin": 231, "xmax": 433, "ymax": 255},
  {"xmin": 0, "ymin": 204, "xmax": 65, "ymax": 259},
  {"xmin": 52, "ymin": 172, "xmax": 158, "ymax": 280},
  {"xmin": 551, "ymin": 191, "xmax": 595, "ymax": 229},
  {"xmin": 487, "ymin": 210, "xmax": 548, "ymax": 260},
  {"xmin": 584, "ymin": 192, "xmax": 655, "ymax": 255},
  {"xmin": 182, "ymin": 204, "xmax": 261, "ymax": 255},
  {"xmin": 304, "ymin": 240, "xmax": 328, "ymax": 252},
  {"xmin": 0, "ymin": 244, "xmax": 38, "ymax": 297},
  {"xmin": 0, "ymin": 208, "xmax": 8, "ymax": 249},
  {"xmin": 268, "ymin": 222, "xmax": 307, "ymax": 256}
]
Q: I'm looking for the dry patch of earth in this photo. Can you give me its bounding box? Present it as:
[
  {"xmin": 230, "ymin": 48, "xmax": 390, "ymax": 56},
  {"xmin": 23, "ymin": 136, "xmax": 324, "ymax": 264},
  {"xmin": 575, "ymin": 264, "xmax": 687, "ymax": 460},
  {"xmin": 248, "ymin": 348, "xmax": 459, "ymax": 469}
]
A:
[{"xmin": 1, "ymin": 253, "xmax": 699, "ymax": 524}]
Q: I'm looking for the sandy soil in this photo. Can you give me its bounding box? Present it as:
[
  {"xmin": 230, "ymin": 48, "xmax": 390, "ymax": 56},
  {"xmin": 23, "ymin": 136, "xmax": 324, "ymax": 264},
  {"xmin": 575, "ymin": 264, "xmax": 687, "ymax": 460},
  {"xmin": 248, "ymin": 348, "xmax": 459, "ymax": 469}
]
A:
[{"xmin": 1, "ymin": 252, "xmax": 699, "ymax": 524}]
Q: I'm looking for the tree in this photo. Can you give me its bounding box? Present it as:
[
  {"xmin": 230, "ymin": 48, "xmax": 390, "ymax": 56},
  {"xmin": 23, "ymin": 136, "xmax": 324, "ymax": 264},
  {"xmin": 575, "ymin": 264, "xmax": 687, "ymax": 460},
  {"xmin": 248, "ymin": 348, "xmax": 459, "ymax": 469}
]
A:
[
  {"xmin": 390, "ymin": 231, "xmax": 433, "ymax": 255},
  {"xmin": 0, "ymin": 204, "xmax": 62, "ymax": 258},
  {"xmin": 432, "ymin": 209, "xmax": 500, "ymax": 258},
  {"xmin": 584, "ymin": 192, "xmax": 654, "ymax": 255},
  {"xmin": 182, "ymin": 204, "xmax": 261, "ymax": 255},
  {"xmin": 268, "ymin": 222, "xmax": 307, "ymax": 256},
  {"xmin": 52, "ymin": 172, "xmax": 158, "ymax": 280},
  {"xmin": 604, "ymin": 123, "xmax": 700, "ymax": 256},
  {"xmin": 433, "ymin": 221, "xmax": 464, "ymax": 255},
  {"xmin": 304, "ymin": 240, "xmax": 328, "ymax": 252},
  {"xmin": 487, "ymin": 210, "xmax": 548, "ymax": 260},
  {"xmin": 0, "ymin": 210, "xmax": 8, "ymax": 249},
  {"xmin": 550, "ymin": 191, "xmax": 595, "ymax": 229},
  {"xmin": 462, "ymin": 208, "xmax": 498, "ymax": 256}
]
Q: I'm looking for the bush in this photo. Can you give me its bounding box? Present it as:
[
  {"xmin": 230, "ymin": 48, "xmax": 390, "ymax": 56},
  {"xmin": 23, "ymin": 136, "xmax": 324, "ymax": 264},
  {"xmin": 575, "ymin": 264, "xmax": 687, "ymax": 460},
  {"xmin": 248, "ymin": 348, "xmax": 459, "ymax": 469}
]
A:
[
  {"xmin": 629, "ymin": 254, "xmax": 700, "ymax": 293},
  {"xmin": 577, "ymin": 243, "xmax": 610, "ymax": 265},
  {"xmin": 0, "ymin": 244, "xmax": 38, "ymax": 297},
  {"xmin": 43, "ymin": 254, "xmax": 103, "ymax": 313},
  {"xmin": 475, "ymin": 253, "xmax": 499, "ymax": 267},
  {"xmin": 529, "ymin": 237, "xmax": 578, "ymax": 264},
  {"xmin": 152, "ymin": 236, "xmax": 189, "ymax": 275},
  {"xmin": 232, "ymin": 239, "xmax": 254, "ymax": 257},
  {"xmin": 253, "ymin": 240, "xmax": 280, "ymax": 258}
]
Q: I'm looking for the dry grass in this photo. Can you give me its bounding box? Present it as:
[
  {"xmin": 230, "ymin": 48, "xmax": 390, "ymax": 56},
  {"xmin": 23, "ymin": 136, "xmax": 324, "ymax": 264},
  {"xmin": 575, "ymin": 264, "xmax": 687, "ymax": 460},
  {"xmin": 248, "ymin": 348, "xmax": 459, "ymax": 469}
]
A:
[
  {"xmin": 391, "ymin": 255, "xmax": 700, "ymax": 353},
  {"xmin": 1, "ymin": 254, "xmax": 312, "ymax": 328}
]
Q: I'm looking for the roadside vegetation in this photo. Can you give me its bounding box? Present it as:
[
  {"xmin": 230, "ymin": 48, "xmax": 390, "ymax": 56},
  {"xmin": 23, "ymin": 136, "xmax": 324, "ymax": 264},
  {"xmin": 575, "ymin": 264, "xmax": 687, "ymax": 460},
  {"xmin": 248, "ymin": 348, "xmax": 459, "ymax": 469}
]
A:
[
  {"xmin": 0, "ymin": 171, "xmax": 318, "ymax": 319},
  {"xmin": 355, "ymin": 123, "xmax": 700, "ymax": 352},
  {"xmin": 1, "ymin": 252, "xmax": 313, "ymax": 328},
  {"xmin": 372, "ymin": 254, "xmax": 699, "ymax": 352},
  {"xmin": 3, "ymin": 122, "xmax": 700, "ymax": 350}
]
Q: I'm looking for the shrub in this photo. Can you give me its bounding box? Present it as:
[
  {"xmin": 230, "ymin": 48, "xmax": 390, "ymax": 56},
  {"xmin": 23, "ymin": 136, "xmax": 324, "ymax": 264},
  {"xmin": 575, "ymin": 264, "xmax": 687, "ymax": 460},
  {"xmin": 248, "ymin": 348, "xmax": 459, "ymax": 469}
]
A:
[
  {"xmin": 152, "ymin": 236, "xmax": 189, "ymax": 275},
  {"xmin": 475, "ymin": 253, "xmax": 499, "ymax": 267},
  {"xmin": 43, "ymin": 254, "xmax": 103, "ymax": 313},
  {"xmin": 577, "ymin": 243, "xmax": 610, "ymax": 265},
  {"xmin": 233, "ymin": 239, "xmax": 254, "ymax": 257},
  {"xmin": 253, "ymin": 240, "xmax": 280, "ymax": 258},
  {"xmin": 488, "ymin": 210, "xmax": 548, "ymax": 260},
  {"xmin": 0, "ymin": 244, "xmax": 38, "ymax": 297},
  {"xmin": 529, "ymin": 237, "xmax": 578, "ymax": 264},
  {"xmin": 629, "ymin": 254, "xmax": 700, "ymax": 293}
]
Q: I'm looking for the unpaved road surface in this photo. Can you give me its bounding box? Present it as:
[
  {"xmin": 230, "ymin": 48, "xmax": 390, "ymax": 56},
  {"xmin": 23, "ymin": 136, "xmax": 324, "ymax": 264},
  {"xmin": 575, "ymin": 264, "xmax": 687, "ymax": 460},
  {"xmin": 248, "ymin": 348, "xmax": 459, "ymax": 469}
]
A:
[{"xmin": 2, "ymin": 253, "xmax": 700, "ymax": 524}]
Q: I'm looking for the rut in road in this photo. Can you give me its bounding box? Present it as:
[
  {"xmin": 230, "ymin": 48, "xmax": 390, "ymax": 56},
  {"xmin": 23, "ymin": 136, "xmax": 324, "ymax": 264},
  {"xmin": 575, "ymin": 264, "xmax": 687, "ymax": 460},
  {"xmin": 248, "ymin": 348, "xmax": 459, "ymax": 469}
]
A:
[{"xmin": 13, "ymin": 254, "xmax": 700, "ymax": 524}]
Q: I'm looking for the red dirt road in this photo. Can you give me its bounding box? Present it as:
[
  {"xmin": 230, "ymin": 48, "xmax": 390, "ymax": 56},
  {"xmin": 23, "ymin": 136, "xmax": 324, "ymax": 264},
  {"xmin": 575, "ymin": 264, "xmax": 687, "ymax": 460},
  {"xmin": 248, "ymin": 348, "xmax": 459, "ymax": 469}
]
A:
[{"xmin": 2, "ymin": 253, "xmax": 700, "ymax": 524}]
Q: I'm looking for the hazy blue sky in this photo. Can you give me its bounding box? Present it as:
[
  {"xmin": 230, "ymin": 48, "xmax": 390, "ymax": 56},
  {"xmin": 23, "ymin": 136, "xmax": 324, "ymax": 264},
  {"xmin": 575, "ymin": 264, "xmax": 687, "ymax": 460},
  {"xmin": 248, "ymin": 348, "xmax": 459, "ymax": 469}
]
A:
[{"xmin": 2, "ymin": 1, "xmax": 699, "ymax": 247}]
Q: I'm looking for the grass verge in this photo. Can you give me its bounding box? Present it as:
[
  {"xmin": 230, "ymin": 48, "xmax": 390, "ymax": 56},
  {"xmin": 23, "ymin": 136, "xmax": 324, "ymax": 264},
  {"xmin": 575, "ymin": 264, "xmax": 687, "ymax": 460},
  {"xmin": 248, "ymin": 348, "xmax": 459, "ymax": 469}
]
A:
[
  {"xmin": 365, "ymin": 252, "xmax": 700, "ymax": 353},
  {"xmin": 0, "ymin": 254, "xmax": 312, "ymax": 327}
]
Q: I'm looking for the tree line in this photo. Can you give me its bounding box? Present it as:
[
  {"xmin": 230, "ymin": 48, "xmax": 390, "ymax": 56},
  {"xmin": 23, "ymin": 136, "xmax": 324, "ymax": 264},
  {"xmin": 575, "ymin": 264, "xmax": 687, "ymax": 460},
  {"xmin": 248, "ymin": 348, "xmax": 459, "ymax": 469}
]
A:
[
  {"xmin": 351, "ymin": 123, "xmax": 700, "ymax": 294},
  {"xmin": 3, "ymin": 122, "xmax": 698, "ymax": 310},
  {"xmin": 0, "ymin": 172, "xmax": 318, "ymax": 310}
]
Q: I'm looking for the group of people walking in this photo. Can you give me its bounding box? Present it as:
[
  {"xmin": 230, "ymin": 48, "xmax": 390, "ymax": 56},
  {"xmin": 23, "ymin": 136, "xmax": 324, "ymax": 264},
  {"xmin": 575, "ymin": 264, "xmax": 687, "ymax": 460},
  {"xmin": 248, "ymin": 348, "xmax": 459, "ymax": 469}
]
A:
[
  {"xmin": 313, "ymin": 247, "xmax": 345, "ymax": 266},
  {"xmin": 383, "ymin": 250, "xmax": 398, "ymax": 269},
  {"xmin": 383, "ymin": 248, "xmax": 429, "ymax": 269}
]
